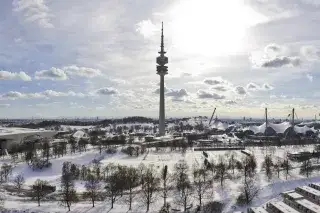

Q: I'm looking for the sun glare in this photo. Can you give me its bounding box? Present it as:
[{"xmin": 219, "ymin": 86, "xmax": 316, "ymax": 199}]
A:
[{"xmin": 168, "ymin": 0, "xmax": 266, "ymax": 56}]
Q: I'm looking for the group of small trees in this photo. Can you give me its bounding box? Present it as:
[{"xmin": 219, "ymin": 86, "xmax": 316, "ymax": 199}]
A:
[
  {"xmin": 261, "ymin": 154, "xmax": 292, "ymax": 181},
  {"xmin": 236, "ymin": 155, "xmax": 259, "ymax": 206},
  {"xmin": 5, "ymin": 153, "xmax": 260, "ymax": 211},
  {"xmin": 121, "ymin": 145, "xmax": 145, "ymax": 157},
  {"xmin": 51, "ymin": 160, "xmax": 227, "ymax": 212},
  {"xmin": 0, "ymin": 163, "xmax": 13, "ymax": 183},
  {"xmin": 61, "ymin": 162, "xmax": 79, "ymax": 211}
]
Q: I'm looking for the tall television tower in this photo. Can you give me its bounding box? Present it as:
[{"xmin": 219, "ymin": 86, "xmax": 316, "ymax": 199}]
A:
[{"xmin": 156, "ymin": 22, "xmax": 168, "ymax": 136}]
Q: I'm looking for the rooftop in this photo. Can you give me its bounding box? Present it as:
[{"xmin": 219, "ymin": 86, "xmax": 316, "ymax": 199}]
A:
[
  {"xmin": 295, "ymin": 199, "xmax": 320, "ymax": 212},
  {"xmin": 310, "ymin": 182, "xmax": 320, "ymax": 188},
  {"xmin": 249, "ymin": 207, "xmax": 269, "ymax": 213},
  {"xmin": 269, "ymin": 201, "xmax": 300, "ymax": 213},
  {"xmin": 283, "ymin": 192, "xmax": 304, "ymax": 200},
  {"xmin": 297, "ymin": 186, "xmax": 320, "ymax": 197},
  {"xmin": 0, "ymin": 127, "xmax": 54, "ymax": 137}
]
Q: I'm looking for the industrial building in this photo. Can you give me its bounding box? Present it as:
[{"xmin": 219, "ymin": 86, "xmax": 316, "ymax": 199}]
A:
[{"xmin": 0, "ymin": 127, "xmax": 56, "ymax": 154}]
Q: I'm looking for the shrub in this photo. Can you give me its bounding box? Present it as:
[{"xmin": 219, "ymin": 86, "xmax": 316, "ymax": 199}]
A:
[
  {"xmin": 30, "ymin": 158, "xmax": 52, "ymax": 170},
  {"xmin": 202, "ymin": 201, "xmax": 225, "ymax": 213},
  {"xmin": 236, "ymin": 193, "xmax": 246, "ymax": 205},
  {"xmin": 106, "ymin": 146, "xmax": 117, "ymax": 154}
]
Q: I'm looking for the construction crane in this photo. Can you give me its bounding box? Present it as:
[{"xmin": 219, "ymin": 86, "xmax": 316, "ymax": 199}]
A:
[{"xmin": 209, "ymin": 107, "xmax": 217, "ymax": 125}]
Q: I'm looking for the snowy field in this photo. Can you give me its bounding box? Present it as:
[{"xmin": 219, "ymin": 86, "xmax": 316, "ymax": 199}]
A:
[{"xmin": 0, "ymin": 143, "xmax": 319, "ymax": 213}]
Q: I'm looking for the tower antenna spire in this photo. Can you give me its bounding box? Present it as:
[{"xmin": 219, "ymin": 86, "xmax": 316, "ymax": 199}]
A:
[
  {"xmin": 159, "ymin": 22, "xmax": 166, "ymax": 56},
  {"xmin": 161, "ymin": 22, "xmax": 164, "ymax": 50}
]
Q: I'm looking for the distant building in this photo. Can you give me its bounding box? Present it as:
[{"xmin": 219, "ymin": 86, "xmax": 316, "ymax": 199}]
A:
[{"xmin": 0, "ymin": 127, "xmax": 56, "ymax": 154}]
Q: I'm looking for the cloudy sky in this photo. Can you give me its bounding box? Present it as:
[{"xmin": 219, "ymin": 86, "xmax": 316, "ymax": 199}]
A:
[{"xmin": 0, "ymin": 0, "xmax": 320, "ymax": 119}]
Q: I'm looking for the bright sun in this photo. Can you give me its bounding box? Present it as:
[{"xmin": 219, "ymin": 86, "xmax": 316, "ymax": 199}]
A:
[{"xmin": 168, "ymin": 0, "xmax": 266, "ymax": 56}]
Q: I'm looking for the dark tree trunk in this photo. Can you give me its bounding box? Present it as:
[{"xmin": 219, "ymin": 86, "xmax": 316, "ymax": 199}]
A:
[{"xmin": 129, "ymin": 188, "xmax": 132, "ymax": 210}]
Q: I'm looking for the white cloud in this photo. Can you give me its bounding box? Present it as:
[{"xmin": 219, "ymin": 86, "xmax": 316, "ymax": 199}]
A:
[
  {"xmin": 261, "ymin": 56, "xmax": 301, "ymax": 68},
  {"xmin": 0, "ymin": 104, "xmax": 10, "ymax": 108},
  {"xmin": 96, "ymin": 87, "xmax": 118, "ymax": 95},
  {"xmin": 203, "ymin": 77, "xmax": 228, "ymax": 86},
  {"xmin": 212, "ymin": 85, "xmax": 230, "ymax": 92},
  {"xmin": 306, "ymin": 73, "xmax": 313, "ymax": 82},
  {"xmin": 136, "ymin": 19, "xmax": 159, "ymax": 38},
  {"xmin": 247, "ymin": 82, "xmax": 274, "ymax": 91},
  {"xmin": 2, "ymin": 91, "xmax": 25, "ymax": 99},
  {"xmin": 154, "ymin": 87, "xmax": 188, "ymax": 99},
  {"xmin": 12, "ymin": 0, "xmax": 54, "ymax": 28},
  {"xmin": 0, "ymin": 71, "xmax": 31, "ymax": 81},
  {"xmin": 262, "ymin": 83, "xmax": 274, "ymax": 90},
  {"xmin": 35, "ymin": 68, "xmax": 68, "ymax": 81},
  {"xmin": 224, "ymin": 100, "xmax": 237, "ymax": 105},
  {"xmin": 264, "ymin": 43, "xmax": 282, "ymax": 53},
  {"xmin": 166, "ymin": 89, "xmax": 188, "ymax": 98},
  {"xmin": 301, "ymin": 46, "xmax": 320, "ymax": 60},
  {"xmin": 197, "ymin": 90, "xmax": 225, "ymax": 99},
  {"xmin": 1, "ymin": 90, "xmax": 87, "ymax": 100},
  {"xmin": 247, "ymin": 82, "xmax": 259, "ymax": 90},
  {"xmin": 63, "ymin": 65, "xmax": 102, "ymax": 78},
  {"xmin": 35, "ymin": 66, "xmax": 103, "ymax": 80},
  {"xmin": 235, "ymin": 86, "xmax": 246, "ymax": 95},
  {"xmin": 154, "ymin": 86, "xmax": 169, "ymax": 94},
  {"xmin": 171, "ymin": 97, "xmax": 195, "ymax": 104}
]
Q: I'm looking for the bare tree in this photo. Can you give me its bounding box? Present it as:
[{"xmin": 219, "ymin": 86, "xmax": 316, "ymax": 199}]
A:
[
  {"xmin": 31, "ymin": 179, "xmax": 49, "ymax": 206},
  {"xmin": 215, "ymin": 157, "xmax": 228, "ymax": 187},
  {"xmin": 69, "ymin": 137, "xmax": 77, "ymax": 154},
  {"xmin": 124, "ymin": 166, "xmax": 140, "ymax": 211},
  {"xmin": 236, "ymin": 177, "xmax": 259, "ymax": 205},
  {"xmin": 174, "ymin": 160, "xmax": 193, "ymax": 212},
  {"xmin": 228, "ymin": 152, "xmax": 237, "ymax": 175},
  {"xmin": 84, "ymin": 174, "xmax": 101, "ymax": 207},
  {"xmin": 193, "ymin": 164, "xmax": 212, "ymax": 210},
  {"xmin": 13, "ymin": 174, "xmax": 25, "ymax": 193},
  {"xmin": 1, "ymin": 163, "xmax": 12, "ymax": 182},
  {"xmin": 238, "ymin": 155, "xmax": 257, "ymax": 181},
  {"xmin": 282, "ymin": 155, "xmax": 292, "ymax": 180},
  {"xmin": 0, "ymin": 189, "xmax": 4, "ymax": 211},
  {"xmin": 41, "ymin": 140, "xmax": 50, "ymax": 163},
  {"xmin": 102, "ymin": 163, "xmax": 113, "ymax": 181},
  {"xmin": 314, "ymin": 145, "xmax": 320, "ymax": 163},
  {"xmin": 98, "ymin": 141, "xmax": 103, "ymax": 155},
  {"xmin": 273, "ymin": 160, "xmax": 281, "ymax": 178},
  {"xmin": 300, "ymin": 157, "xmax": 312, "ymax": 178},
  {"xmin": 141, "ymin": 165, "xmax": 160, "ymax": 212},
  {"xmin": 60, "ymin": 173, "xmax": 78, "ymax": 211},
  {"xmin": 105, "ymin": 168, "xmax": 122, "ymax": 209},
  {"xmin": 161, "ymin": 165, "xmax": 170, "ymax": 207},
  {"xmin": 204, "ymin": 158, "xmax": 215, "ymax": 187},
  {"xmin": 262, "ymin": 155, "xmax": 273, "ymax": 181}
]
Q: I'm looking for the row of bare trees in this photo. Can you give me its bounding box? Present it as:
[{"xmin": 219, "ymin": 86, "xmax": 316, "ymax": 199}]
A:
[
  {"xmin": 261, "ymin": 152, "xmax": 320, "ymax": 181},
  {"xmin": 25, "ymin": 159, "xmax": 229, "ymax": 212}
]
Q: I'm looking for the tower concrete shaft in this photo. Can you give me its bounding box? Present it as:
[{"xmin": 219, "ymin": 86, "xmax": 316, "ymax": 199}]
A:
[
  {"xmin": 156, "ymin": 22, "xmax": 168, "ymax": 136},
  {"xmin": 159, "ymin": 74, "xmax": 165, "ymax": 136}
]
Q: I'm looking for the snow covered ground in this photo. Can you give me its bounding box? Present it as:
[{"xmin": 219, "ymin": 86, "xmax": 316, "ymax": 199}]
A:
[{"xmin": 1, "ymin": 145, "xmax": 319, "ymax": 213}]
